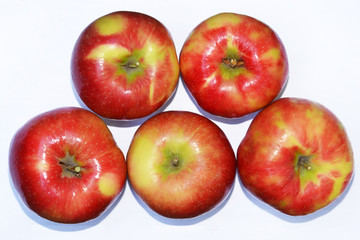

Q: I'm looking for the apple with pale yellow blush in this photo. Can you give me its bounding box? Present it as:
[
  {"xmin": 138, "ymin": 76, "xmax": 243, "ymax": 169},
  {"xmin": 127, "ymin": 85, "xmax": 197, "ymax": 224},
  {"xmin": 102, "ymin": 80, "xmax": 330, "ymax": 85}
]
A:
[
  {"xmin": 71, "ymin": 11, "xmax": 179, "ymax": 120},
  {"xmin": 180, "ymin": 13, "xmax": 289, "ymax": 118},
  {"xmin": 9, "ymin": 107, "xmax": 127, "ymax": 223},
  {"xmin": 237, "ymin": 98, "xmax": 353, "ymax": 215},
  {"xmin": 127, "ymin": 111, "xmax": 236, "ymax": 218}
]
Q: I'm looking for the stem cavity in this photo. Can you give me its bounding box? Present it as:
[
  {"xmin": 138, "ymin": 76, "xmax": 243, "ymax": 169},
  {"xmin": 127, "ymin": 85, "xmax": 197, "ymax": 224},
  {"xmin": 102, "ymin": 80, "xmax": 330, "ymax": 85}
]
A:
[
  {"xmin": 121, "ymin": 61, "xmax": 140, "ymax": 68},
  {"xmin": 297, "ymin": 155, "xmax": 312, "ymax": 171},
  {"xmin": 222, "ymin": 57, "xmax": 245, "ymax": 68},
  {"xmin": 59, "ymin": 161, "xmax": 81, "ymax": 177},
  {"xmin": 59, "ymin": 152, "xmax": 82, "ymax": 178}
]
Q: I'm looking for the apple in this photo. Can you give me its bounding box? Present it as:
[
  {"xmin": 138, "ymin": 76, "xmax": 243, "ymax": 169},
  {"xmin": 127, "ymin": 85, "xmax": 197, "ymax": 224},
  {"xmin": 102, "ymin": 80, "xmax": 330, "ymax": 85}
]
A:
[
  {"xmin": 237, "ymin": 98, "xmax": 354, "ymax": 216},
  {"xmin": 71, "ymin": 11, "xmax": 179, "ymax": 120},
  {"xmin": 179, "ymin": 13, "xmax": 289, "ymax": 118},
  {"xmin": 126, "ymin": 111, "xmax": 236, "ymax": 218},
  {"xmin": 9, "ymin": 107, "xmax": 127, "ymax": 223}
]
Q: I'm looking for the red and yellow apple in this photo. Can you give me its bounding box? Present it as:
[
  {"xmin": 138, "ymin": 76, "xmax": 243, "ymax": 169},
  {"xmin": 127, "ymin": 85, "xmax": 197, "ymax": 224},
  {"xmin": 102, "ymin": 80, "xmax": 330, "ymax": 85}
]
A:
[
  {"xmin": 237, "ymin": 98, "xmax": 353, "ymax": 215},
  {"xmin": 127, "ymin": 111, "xmax": 236, "ymax": 218},
  {"xmin": 180, "ymin": 13, "xmax": 288, "ymax": 118},
  {"xmin": 71, "ymin": 11, "xmax": 179, "ymax": 120},
  {"xmin": 9, "ymin": 107, "xmax": 127, "ymax": 223}
]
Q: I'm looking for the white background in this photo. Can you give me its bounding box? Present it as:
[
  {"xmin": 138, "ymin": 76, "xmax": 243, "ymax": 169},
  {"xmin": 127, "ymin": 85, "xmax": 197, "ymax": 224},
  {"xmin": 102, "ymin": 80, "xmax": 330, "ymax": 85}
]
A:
[{"xmin": 1, "ymin": 0, "xmax": 359, "ymax": 239}]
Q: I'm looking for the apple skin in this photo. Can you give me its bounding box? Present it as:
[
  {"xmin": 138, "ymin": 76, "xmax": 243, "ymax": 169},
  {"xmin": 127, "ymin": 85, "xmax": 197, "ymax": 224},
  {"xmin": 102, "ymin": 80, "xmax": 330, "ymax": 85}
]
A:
[
  {"xmin": 71, "ymin": 11, "xmax": 179, "ymax": 120},
  {"xmin": 126, "ymin": 111, "xmax": 236, "ymax": 218},
  {"xmin": 237, "ymin": 98, "xmax": 353, "ymax": 216},
  {"xmin": 179, "ymin": 13, "xmax": 288, "ymax": 118},
  {"xmin": 9, "ymin": 107, "xmax": 127, "ymax": 223}
]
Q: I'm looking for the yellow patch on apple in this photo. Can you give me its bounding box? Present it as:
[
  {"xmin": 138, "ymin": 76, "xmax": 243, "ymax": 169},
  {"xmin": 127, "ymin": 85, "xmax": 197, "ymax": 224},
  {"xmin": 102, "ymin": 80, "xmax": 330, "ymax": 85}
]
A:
[
  {"xmin": 249, "ymin": 31, "xmax": 261, "ymax": 41},
  {"xmin": 141, "ymin": 42, "xmax": 166, "ymax": 66},
  {"xmin": 128, "ymin": 136, "xmax": 160, "ymax": 188},
  {"xmin": 98, "ymin": 172, "xmax": 120, "ymax": 197},
  {"xmin": 148, "ymin": 81, "xmax": 155, "ymax": 105},
  {"xmin": 138, "ymin": 41, "xmax": 178, "ymax": 105},
  {"xmin": 264, "ymin": 174, "xmax": 287, "ymax": 186},
  {"xmin": 181, "ymin": 33, "xmax": 207, "ymax": 56},
  {"xmin": 86, "ymin": 44, "xmax": 131, "ymax": 62},
  {"xmin": 95, "ymin": 15, "xmax": 126, "ymax": 35},
  {"xmin": 298, "ymin": 156, "xmax": 353, "ymax": 196},
  {"xmin": 260, "ymin": 48, "xmax": 281, "ymax": 61},
  {"xmin": 305, "ymin": 108, "xmax": 326, "ymax": 139},
  {"xmin": 206, "ymin": 13, "xmax": 243, "ymax": 30},
  {"xmin": 318, "ymin": 158, "xmax": 353, "ymax": 200}
]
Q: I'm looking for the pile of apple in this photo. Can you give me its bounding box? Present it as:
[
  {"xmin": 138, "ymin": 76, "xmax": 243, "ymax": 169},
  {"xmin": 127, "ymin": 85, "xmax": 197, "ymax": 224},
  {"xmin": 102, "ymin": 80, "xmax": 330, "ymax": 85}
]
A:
[{"xmin": 9, "ymin": 11, "xmax": 353, "ymax": 224}]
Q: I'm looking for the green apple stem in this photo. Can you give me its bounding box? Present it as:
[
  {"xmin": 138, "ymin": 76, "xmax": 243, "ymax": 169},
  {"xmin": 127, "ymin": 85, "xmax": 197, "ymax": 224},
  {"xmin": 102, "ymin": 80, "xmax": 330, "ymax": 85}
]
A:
[
  {"xmin": 59, "ymin": 161, "xmax": 82, "ymax": 177},
  {"xmin": 121, "ymin": 61, "xmax": 140, "ymax": 68},
  {"xmin": 222, "ymin": 57, "xmax": 245, "ymax": 68},
  {"xmin": 59, "ymin": 152, "xmax": 82, "ymax": 178},
  {"xmin": 297, "ymin": 155, "xmax": 312, "ymax": 171}
]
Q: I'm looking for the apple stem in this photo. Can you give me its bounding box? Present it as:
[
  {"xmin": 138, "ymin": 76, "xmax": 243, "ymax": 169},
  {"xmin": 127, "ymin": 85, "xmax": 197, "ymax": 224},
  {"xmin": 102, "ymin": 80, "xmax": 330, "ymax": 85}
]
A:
[
  {"xmin": 75, "ymin": 166, "xmax": 81, "ymax": 173},
  {"xmin": 59, "ymin": 161, "xmax": 81, "ymax": 177},
  {"xmin": 222, "ymin": 57, "xmax": 245, "ymax": 68},
  {"xmin": 121, "ymin": 61, "xmax": 140, "ymax": 68}
]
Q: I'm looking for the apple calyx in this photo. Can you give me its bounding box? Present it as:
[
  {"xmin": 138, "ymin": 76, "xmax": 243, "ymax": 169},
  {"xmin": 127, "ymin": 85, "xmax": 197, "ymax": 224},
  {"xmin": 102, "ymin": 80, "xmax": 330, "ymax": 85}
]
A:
[
  {"xmin": 297, "ymin": 155, "xmax": 312, "ymax": 171},
  {"xmin": 222, "ymin": 57, "xmax": 245, "ymax": 68},
  {"xmin": 59, "ymin": 152, "xmax": 82, "ymax": 178}
]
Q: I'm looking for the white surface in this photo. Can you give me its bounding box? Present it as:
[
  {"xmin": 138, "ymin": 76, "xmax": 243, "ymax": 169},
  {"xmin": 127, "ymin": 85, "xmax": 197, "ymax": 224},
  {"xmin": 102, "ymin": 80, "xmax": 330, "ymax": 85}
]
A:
[{"xmin": 1, "ymin": 0, "xmax": 360, "ymax": 239}]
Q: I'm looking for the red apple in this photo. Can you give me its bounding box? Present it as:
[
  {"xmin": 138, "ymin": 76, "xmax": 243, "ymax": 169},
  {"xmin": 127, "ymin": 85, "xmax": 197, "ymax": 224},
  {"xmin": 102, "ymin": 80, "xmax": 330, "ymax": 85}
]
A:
[
  {"xmin": 237, "ymin": 98, "xmax": 353, "ymax": 215},
  {"xmin": 71, "ymin": 11, "xmax": 179, "ymax": 120},
  {"xmin": 9, "ymin": 107, "xmax": 127, "ymax": 223},
  {"xmin": 179, "ymin": 13, "xmax": 288, "ymax": 118},
  {"xmin": 126, "ymin": 111, "xmax": 236, "ymax": 218}
]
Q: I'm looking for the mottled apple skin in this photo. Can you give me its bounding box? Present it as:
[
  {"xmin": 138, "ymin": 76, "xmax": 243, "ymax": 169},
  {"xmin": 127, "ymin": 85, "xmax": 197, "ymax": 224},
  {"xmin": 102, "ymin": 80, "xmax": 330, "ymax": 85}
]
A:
[
  {"xmin": 71, "ymin": 11, "xmax": 179, "ymax": 120},
  {"xmin": 9, "ymin": 107, "xmax": 127, "ymax": 223},
  {"xmin": 237, "ymin": 98, "xmax": 353, "ymax": 215},
  {"xmin": 127, "ymin": 111, "xmax": 236, "ymax": 218},
  {"xmin": 180, "ymin": 13, "xmax": 288, "ymax": 118}
]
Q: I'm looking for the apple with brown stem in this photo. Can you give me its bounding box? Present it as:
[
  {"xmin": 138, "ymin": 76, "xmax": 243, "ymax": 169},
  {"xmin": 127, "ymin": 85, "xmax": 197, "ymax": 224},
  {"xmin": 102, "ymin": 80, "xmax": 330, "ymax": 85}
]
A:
[
  {"xmin": 71, "ymin": 11, "xmax": 179, "ymax": 120},
  {"xmin": 180, "ymin": 12, "xmax": 288, "ymax": 118},
  {"xmin": 9, "ymin": 107, "xmax": 127, "ymax": 223},
  {"xmin": 127, "ymin": 111, "xmax": 237, "ymax": 218},
  {"xmin": 237, "ymin": 98, "xmax": 353, "ymax": 216}
]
